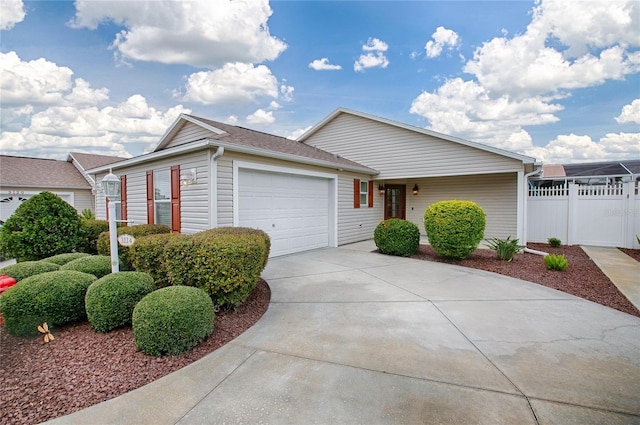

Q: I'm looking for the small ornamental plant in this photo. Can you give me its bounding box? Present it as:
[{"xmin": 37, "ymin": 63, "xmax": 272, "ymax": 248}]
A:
[
  {"xmin": 484, "ymin": 236, "xmax": 524, "ymax": 261},
  {"xmin": 544, "ymin": 254, "xmax": 569, "ymax": 271},
  {"xmin": 548, "ymin": 237, "xmax": 562, "ymax": 248},
  {"xmin": 373, "ymin": 219, "xmax": 420, "ymax": 257}
]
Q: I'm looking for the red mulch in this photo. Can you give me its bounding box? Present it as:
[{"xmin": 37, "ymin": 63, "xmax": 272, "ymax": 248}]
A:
[
  {"xmin": 620, "ymin": 248, "xmax": 640, "ymax": 263},
  {"xmin": 0, "ymin": 280, "xmax": 270, "ymax": 425},
  {"xmin": 413, "ymin": 243, "xmax": 640, "ymax": 318}
]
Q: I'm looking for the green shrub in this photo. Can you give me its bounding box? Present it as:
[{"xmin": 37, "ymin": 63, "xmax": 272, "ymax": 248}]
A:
[
  {"xmin": 484, "ymin": 236, "xmax": 524, "ymax": 261},
  {"xmin": 60, "ymin": 255, "xmax": 112, "ymax": 278},
  {"xmin": 0, "ymin": 192, "xmax": 85, "ymax": 261},
  {"xmin": 0, "ymin": 261, "xmax": 60, "ymax": 282},
  {"xmin": 544, "ymin": 254, "xmax": 569, "ymax": 271},
  {"xmin": 97, "ymin": 224, "xmax": 171, "ymax": 270},
  {"xmin": 81, "ymin": 209, "xmax": 95, "ymax": 220},
  {"xmin": 165, "ymin": 233, "xmax": 266, "ymax": 308},
  {"xmin": 423, "ymin": 200, "xmax": 486, "ymax": 259},
  {"xmin": 373, "ymin": 219, "xmax": 420, "ymax": 257},
  {"xmin": 548, "ymin": 237, "xmax": 562, "ymax": 248},
  {"xmin": 80, "ymin": 220, "xmax": 109, "ymax": 254},
  {"xmin": 85, "ymin": 272, "xmax": 155, "ymax": 332},
  {"xmin": 195, "ymin": 227, "xmax": 271, "ymax": 269},
  {"xmin": 0, "ymin": 270, "xmax": 96, "ymax": 336},
  {"xmin": 130, "ymin": 233, "xmax": 186, "ymax": 288},
  {"xmin": 132, "ymin": 286, "xmax": 215, "ymax": 356},
  {"xmin": 42, "ymin": 252, "xmax": 91, "ymax": 266}
]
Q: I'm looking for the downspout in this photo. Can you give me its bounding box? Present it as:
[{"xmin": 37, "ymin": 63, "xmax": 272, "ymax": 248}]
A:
[
  {"xmin": 522, "ymin": 164, "xmax": 547, "ymax": 256},
  {"xmin": 209, "ymin": 146, "xmax": 225, "ymax": 228}
]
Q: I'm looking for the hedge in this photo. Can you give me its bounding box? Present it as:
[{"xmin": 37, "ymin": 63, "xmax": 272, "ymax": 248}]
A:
[
  {"xmin": 97, "ymin": 224, "xmax": 170, "ymax": 270},
  {"xmin": 132, "ymin": 286, "xmax": 215, "ymax": 356},
  {"xmin": 0, "ymin": 270, "xmax": 96, "ymax": 336},
  {"xmin": 60, "ymin": 255, "xmax": 112, "ymax": 279},
  {"xmin": 194, "ymin": 227, "xmax": 271, "ymax": 269},
  {"xmin": 129, "ymin": 233, "xmax": 186, "ymax": 288},
  {"xmin": 0, "ymin": 261, "xmax": 60, "ymax": 282},
  {"xmin": 80, "ymin": 220, "xmax": 109, "ymax": 255},
  {"xmin": 423, "ymin": 200, "xmax": 486, "ymax": 259},
  {"xmin": 42, "ymin": 252, "xmax": 91, "ymax": 266},
  {"xmin": 85, "ymin": 272, "xmax": 155, "ymax": 332},
  {"xmin": 373, "ymin": 219, "xmax": 420, "ymax": 257}
]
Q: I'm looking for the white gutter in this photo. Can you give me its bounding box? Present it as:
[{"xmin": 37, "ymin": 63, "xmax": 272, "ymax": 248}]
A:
[
  {"xmin": 209, "ymin": 147, "xmax": 224, "ymax": 228},
  {"xmin": 522, "ymin": 165, "xmax": 548, "ymax": 256}
]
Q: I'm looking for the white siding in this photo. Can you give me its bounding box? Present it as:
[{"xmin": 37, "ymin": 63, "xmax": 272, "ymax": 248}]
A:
[
  {"xmin": 402, "ymin": 173, "xmax": 518, "ymax": 240},
  {"xmin": 336, "ymin": 173, "xmax": 382, "ymax": 245},
  {"xmin": 0, "ymin": 187, "xmax": 92, "ymax": 221},
  {"xmin": 73, "ymin": 190, "xmax": 94, "ymax": 214},
  {"xmin": 94, "ymin": 151, "xmax": 210, "ymax": 234},
  {"xmin": 304, "ymin": 113, "xmax": 523, "ymax": 179},
  {"xmin": 161, "ymin": 122, "xmax": 212, "ymax": 150}
]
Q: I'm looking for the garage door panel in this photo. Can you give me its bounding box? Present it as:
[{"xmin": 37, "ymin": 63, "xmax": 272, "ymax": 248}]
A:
[{"xmin": 239, "ymin": 169, "xmax": 330, "ymax": 257}]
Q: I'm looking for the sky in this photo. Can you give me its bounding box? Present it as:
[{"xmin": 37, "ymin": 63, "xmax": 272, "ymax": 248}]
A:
[{"xmin": 0, "ymin": 0, "xmax": 639, "ymax": 165}]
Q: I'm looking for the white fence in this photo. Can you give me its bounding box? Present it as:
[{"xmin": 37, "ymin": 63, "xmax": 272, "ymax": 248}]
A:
[{"xmin": 527, "ymin": 181, "xmax": 640, "ymax": 248}]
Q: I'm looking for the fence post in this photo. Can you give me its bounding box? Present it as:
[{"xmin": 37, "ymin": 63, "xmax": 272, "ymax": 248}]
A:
[{"xmin": 567, "ymin": 183, "xmax": 578, "ymax": 245}]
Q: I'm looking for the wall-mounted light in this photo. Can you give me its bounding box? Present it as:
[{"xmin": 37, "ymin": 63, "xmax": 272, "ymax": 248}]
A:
[
  {"xmin": 378, "ymin": 184, "xmax": 385, "ymax": 195},
  {"xmin": 180, "ymin": 168, "xmax": 197, "ymax": 186},
  {"xmin": 412, "ymin": 184, "xmax": 419, "ymax": 195}
]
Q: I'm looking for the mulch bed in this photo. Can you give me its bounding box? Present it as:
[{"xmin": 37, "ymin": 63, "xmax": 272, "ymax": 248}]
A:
[
  {"xmin": 620, "ymin": 248, "xmax": 640, "ymax": 263},
  {"xmin": 0, "ymin": 280, "xmax": 270, "ymax": 425},
  {"xmin": 413, "ymin": 243, "xmax": 640, "ymax": 318}
]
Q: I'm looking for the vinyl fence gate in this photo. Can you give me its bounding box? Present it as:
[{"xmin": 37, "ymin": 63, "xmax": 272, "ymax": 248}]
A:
[{"xmin": 527, "ymin": 181, "xmax": 640, "ymax": 249}]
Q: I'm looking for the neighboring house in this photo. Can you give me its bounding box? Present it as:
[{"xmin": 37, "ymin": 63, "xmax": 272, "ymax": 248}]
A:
[
  {"xmin": 534, "ymin": 160, "xmax": 640, "ymax": 187},
  {"xmin": 88, "ymin": 109, "xmax": 540, "ymax": 257},
  {"xmin": 0, "ymin": 153, "xmax": 124, "ymax": 223}
]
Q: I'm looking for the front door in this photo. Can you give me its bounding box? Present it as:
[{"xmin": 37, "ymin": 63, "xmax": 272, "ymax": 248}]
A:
[{"xmin": 384, "ymin": 185, "xmax": 406, "ymax": 220}]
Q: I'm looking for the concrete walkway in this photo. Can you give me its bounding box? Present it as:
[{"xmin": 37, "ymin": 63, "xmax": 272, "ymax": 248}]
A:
[
  {"xmin": 46, "ymin": 241, "xmax": 640, "ymax": 424},
  {"xmin": 581, "ymin": 245, "xmax": 640, "ymax": 311}
]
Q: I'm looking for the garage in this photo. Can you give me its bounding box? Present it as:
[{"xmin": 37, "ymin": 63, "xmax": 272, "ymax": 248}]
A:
[
  {"xmin": 0, "ymin": 192, "xmax": 73, "ymax": 223},
  {"xmin": 237, "ymin": 168, "xmax": 334, "ymax": 257}
]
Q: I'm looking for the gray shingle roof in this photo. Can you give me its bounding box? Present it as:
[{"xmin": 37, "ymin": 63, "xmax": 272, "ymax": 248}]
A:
[
  {"xmin": 185, "ymin": 115, "xmax": 376, "ymax": 172},
  {"xmin": 0, "ymin": 155, "xmax": 91, "ymax": 189},
  {"xmin": 69, "ymin": 152, "xmax": 127, "ymax": 171}
]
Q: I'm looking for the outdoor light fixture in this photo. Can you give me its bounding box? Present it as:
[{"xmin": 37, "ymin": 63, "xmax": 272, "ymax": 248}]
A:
[
  {"xmin": 101, "ymin": 168, "xmax": 120, "ymax": 273},
  {"xmin": 412, "ymin": 184, "xmax": 419, "ymax": 195},
  {"xmin": 378, "ymin": 184, "xmax": 385, "ymax": 195},
  {"xmin": 180, "ymin": 168, "xmax": 197, "ymax": 186}
]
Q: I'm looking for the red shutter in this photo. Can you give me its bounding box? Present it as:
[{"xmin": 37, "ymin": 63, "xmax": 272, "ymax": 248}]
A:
[
  {"xmin": 353, "ymin": 179, "xmax": 360, "ymax": 209},
  {"xmin": 146, "ymin": 171, "xmax": 154, "ymax": 224},
  {"xmin": 120, "ymin": 175, "xmax": 127, "ymax": 225},
  {"xmin": 105, "ymin": 197, "xmax": 109, "ymax": 220},
  {"xmin": 368, "ymin": 180, "xmax": 374, "ymax": 208},
  {"xmin": 170, "ymin": 165, "xmax": 181, "ymax": 233}
]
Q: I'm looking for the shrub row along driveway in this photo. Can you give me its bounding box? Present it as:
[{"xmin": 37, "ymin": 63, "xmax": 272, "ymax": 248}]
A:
[{"xmin": 48, "ymin": 241, "xmax": 640, "ymax": 425}]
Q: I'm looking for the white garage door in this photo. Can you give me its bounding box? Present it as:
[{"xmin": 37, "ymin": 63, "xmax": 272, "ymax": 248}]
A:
[
  {"xmin": 238, "ymin": 169, "xmax": 330, "ymax": 257},
  {"xmin": 0, "ymin": 192, "xmax": 74, "ymax": 223}
]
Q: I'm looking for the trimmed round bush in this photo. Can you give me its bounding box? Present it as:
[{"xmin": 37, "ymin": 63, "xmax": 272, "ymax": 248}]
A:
[
  {"xmin": 0, "ymin": 270, "xmax": 96, "ymax": 336},
  {"xmin": 85, "ymin": 272, "xmax": 155, "ymax": 332},
  {"xmin": 165, "ymin": 232, "xmax": 266, "ymax": 308},
  {"xmin": 60, "ymin": 255, "xmax": 112, "ymax": 278},
  {"xmin": 373, "ymin": 219, "xmax": 420, "ymax": 257},
  {"xmin": 80, "ymin": 219, "xmax": 109, "ymax": 254},
  {"xmin": 424, "ymin": 200, "xmax": 486, "ymax": 259},
  {"xmin": 194, "ymin": 227, "xmax": 271, "ymax": 269},
  {"xmin": 0, "ymin": 261, "xmax": 60, "ymax": 282},
  {"xmin": 0, "ymin": 192, "xmax": 85, "ymax": 261},
  {"xmin": 130, "ymin": 233, "xmax": 186, "ymax": 288},
  {"xmin": 97, "ymin": 224, "xmax": 171, "ymax": 270},
  {"xmin": 43, "ymin": 252, "xmax": 91, "ymax": 266},
  {"xmin": 132, "ymin": 286, "xmax": 215, "ymax": 356}
]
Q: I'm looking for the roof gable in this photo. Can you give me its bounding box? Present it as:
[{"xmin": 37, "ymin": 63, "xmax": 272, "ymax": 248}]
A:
[
  {"xmin": 68, "ymin": 152, "xmax": 127, "ymax": 171},
  {"xmin": 298, "ymin": 108, "xmax": 537, "ymax": 165}
]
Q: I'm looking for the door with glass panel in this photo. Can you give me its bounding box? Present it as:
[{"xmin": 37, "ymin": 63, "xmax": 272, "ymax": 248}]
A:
[{"xmin": 384, "ymin": 185, "xmax": 406, "ymax": 220}]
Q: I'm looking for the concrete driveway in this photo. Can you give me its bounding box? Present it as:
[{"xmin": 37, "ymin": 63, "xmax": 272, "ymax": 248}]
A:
[{"xmin": 48, "ymin": 241, "xmax": 640, "ymax": 425}]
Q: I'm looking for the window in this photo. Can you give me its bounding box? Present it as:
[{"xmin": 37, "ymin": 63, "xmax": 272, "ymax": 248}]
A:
[
  {"xmin": 360, "ymin": 180, "xmax": 369, "ymax": 207},
  {"xmin": 154, "ymin": 169, "xmax": 171, "ymax": 227}
]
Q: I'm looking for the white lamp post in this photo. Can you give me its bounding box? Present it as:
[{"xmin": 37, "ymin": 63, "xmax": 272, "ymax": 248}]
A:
[{"xmin": 101, "ymin": 168, "xmax": 120, "ymax": 273}]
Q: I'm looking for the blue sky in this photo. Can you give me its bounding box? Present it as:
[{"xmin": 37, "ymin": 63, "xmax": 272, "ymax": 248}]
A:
[{"xmin": 1, "ymin": 0, "xmax": 638, "ymax": 164}]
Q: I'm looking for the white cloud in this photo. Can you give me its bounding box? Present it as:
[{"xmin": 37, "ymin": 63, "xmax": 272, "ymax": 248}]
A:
[
  {"xmin": 246, "ymin": 109, "xmax": 274, "ymax": 125},
  {"xmin": 180, "ymin": 62, "xmax": 280, "ymax": 105},
  {"xmin": 269, "ymin": 101, "xmax": 281, "ymax": 109},
  {"xmin": 280, "ymin": 84, "xmax": 294, "ymax": 102},
  {"xmin": 0, "ymin": 0, "xmax": 25, "ymax": 30},
  {"xmin": 425, "ymin": 26, "xmax": 460, "ymax": 58},
  {"xmin": 309, "ymin": 58, "xmax": 342, "ymax": 71},
  {"xmin": 410, "ymin": 0, "xmax": 640, "ymax": 161},
  {"xmin": 354, "ymin": 37, "xmax": 389, "ymax": 72},
  {"xmin": 0, "ymin": 52, "xmax": 190, "ymax": 159},
  {"xmin": 525, "ymin": 132, "xmax": 640, "ymax": 164},
  {"xmin": 225, "ymin": 115, "xmax": 239, "ymax": 125},
  {"xmin": 616, "ymin": 99, "xmax": 640, "ymax": 124},
  {"xmin": 288, "ymin": 126, "xmax": 312, "ymax": 140},
  {"xmin": 70, "ymin": 0, "xmax": 286, "ymax": 68}
]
